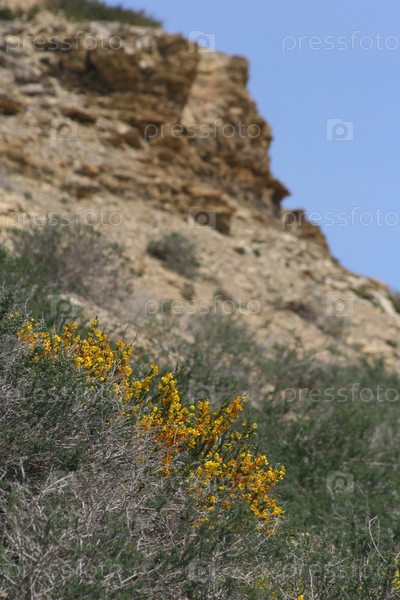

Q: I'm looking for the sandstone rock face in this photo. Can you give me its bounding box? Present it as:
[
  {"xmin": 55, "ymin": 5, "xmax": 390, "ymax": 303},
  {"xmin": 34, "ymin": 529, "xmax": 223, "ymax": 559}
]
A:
[
  {"xmin": 0, "ymin": 10, "xmax": 399, "ymax": 372},
  {"xmin": 0, "ymin": 11, "xmax": 288, "ymax": 234},
  {"xmin": 0, "ymin": 0, "xmax": 43, "ymax": 10}
]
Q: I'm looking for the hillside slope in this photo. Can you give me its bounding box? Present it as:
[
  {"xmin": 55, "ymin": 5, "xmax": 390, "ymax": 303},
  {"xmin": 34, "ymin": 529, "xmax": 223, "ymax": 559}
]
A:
[{"xmin": 0, "ymin": 7, "xmax": 399, "ymax": 372}]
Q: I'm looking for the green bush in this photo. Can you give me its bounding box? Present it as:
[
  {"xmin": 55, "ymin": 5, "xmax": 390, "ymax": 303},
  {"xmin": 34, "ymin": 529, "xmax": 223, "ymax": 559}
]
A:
[
  {"xmin": 2, "ymin": 285, "xmax": 400, "ymax": 598},
  {"xmin": 139, "ymin": 308, "xmax": 400, "ymax": 598},
  {"xmin": 0, "ymin": 290, "xmax": 285, "ymax": 599},
  {"xmin": 0, "ymin": 8, "xmax": 14, "ymax": 19},
  {"xmin": 0, "ymin": 1, "xmax": 161, "ymax": 27},
  {"xmin": 0, "ymin": 243, "xmax": 53, "ymax": 321},
  {"xmin": 2, "ymin": 215, "xmax": 400, "ymax": 597},
  {"xmin": 44, "ymin": 0, "xmax": 161, "ymax": 27},
  {"xmin": 147, "ymin": 232, "xmax": 199, "ymax": 279},
  {"xmin": 8, "ymin": 216, "xmax": 132, "ymax": 316}
]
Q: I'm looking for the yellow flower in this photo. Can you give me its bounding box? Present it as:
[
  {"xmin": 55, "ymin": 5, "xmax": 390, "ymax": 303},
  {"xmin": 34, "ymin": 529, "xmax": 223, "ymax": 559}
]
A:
[{"xmin": 17, "ymin": 315, "xmax": 285, "ymax": 534}]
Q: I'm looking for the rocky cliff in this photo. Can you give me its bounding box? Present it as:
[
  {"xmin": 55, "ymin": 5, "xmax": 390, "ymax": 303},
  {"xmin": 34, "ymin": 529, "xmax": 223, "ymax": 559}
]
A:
[{"xmin": 0, "ymin": 7, "xmax": 399, "ymax": 372}]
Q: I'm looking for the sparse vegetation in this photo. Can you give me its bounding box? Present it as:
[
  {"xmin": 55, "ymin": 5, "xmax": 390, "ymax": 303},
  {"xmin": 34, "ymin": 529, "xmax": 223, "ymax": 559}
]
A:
[
  {"xmin": 0, "ymin": 288, "xmax": 284, "ymax": 599},
  {"xmin": 7, "ymin": 216, "xmax": 132, "ymax": 320},
  {"xmin": 0, "ymin": 1, "xmax": 161, "ymax": 26},
  {"xmin": 2, "ymin": 2, "xmax": 398, "ymax": 595},
  {"xmin": 44, "ymin": 0, "xmax": 161, "ymax": 27},
  {"xmin": 147, "ymin": 231, "xmax": 199, "ymax": 279},
  {"xmin": 0, "ymin": 8, "xmax": 14, "ymax": 20},
  {"xmin": 138, "ymin": 309, "xmax": 400, "ymax": 598},
  {"xmin": 0, "ymin": 240, "xmax": 56, "ymax": 323},
  {"xmin": 353, "ymin": 286, "xmax": 375, "ymax": 301},
  {"xmin": 1, "ymin": 218, "xmax": 400, "ymax": 598},
  {"xmin": 390, "ymin": 290, "xmax": 400, "ymax": 314}
]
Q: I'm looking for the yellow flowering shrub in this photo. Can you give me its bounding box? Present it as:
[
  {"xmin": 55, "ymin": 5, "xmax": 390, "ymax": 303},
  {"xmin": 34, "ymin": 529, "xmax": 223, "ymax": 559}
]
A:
[
  {"xmin": 132, "ymin": 371, "xmax": 285, "ymax": 530},
  {"xmin": 17, "ymin": 318, "xmax": 135, "ymax": 399},
  {"xmin": 392, "ymin": 556, "xmax": 400, "ymax": 592},
  {"xmin": 17, "ymin": 317, "xmax": 285, "ymax": 533}
]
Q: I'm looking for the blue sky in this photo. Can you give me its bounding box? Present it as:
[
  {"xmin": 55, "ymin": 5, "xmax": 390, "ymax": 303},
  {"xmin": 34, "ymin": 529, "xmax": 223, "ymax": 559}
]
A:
[{"xmin": 107, "ymin": 0, "xmax": 399, "ymax": 290}]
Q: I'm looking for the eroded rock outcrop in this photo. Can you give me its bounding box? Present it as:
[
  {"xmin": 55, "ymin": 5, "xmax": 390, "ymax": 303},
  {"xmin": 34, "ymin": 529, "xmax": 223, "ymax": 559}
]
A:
[
  {"xmin": 0, "ymin": 8, "xmax": 399, "ymax": 372},
  {"xmin": 0, "ymin": 10, "xmax": 289, "ymax": 234}
]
